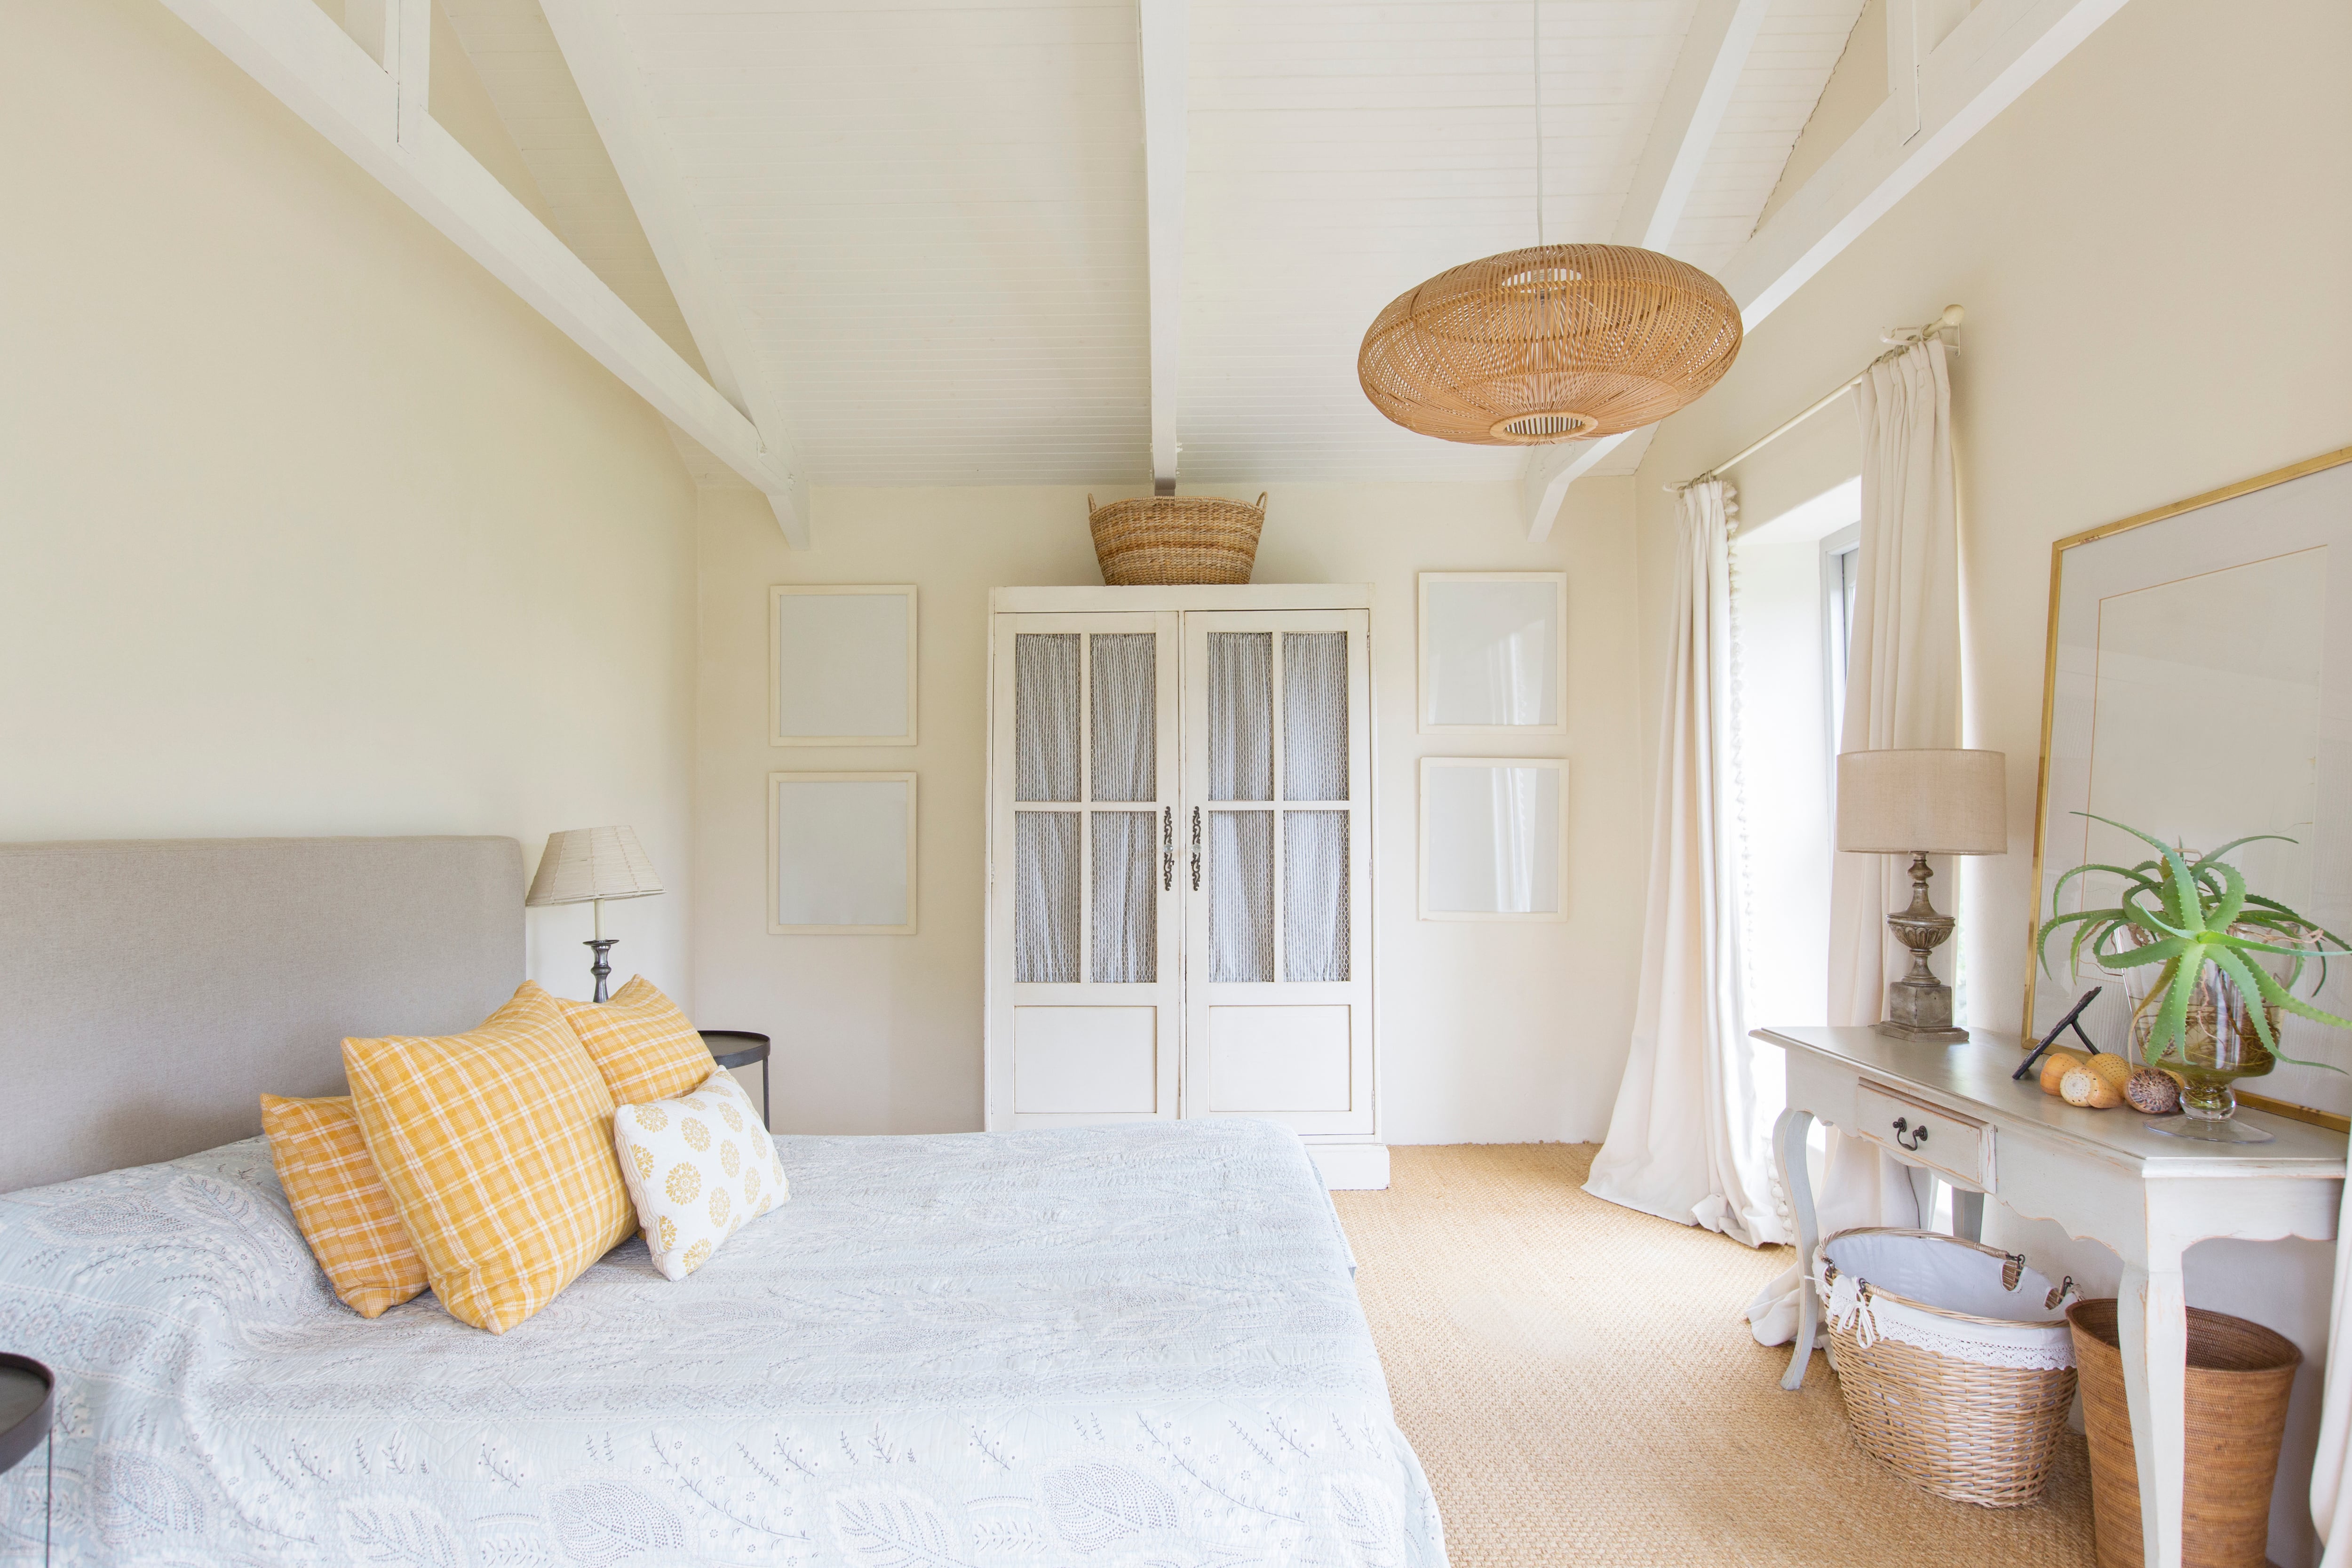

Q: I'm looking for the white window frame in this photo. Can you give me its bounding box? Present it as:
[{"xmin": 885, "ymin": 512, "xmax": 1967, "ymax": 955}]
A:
[{"xmin": 1819, "ymin": 523, "xmax": 1860, "ymax": 761}]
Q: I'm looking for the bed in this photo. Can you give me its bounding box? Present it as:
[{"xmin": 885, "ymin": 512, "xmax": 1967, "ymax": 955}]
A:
[{"xmin": 0, "ymin": 838, "xmax": 1445, "ymax": 1567}]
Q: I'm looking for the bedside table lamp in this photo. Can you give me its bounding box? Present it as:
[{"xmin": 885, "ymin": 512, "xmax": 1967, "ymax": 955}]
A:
[
  {"xmin": 526, "ymin": 826, "xmax": 663, "ymax": 1002},
  {"xmin": 1836, "ymin": 748, "xmax": 2007, "ymax": 1043}
]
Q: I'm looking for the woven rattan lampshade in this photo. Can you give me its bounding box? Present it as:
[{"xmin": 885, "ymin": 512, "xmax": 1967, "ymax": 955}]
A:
[
  {"xmin": 1358, "ymin": 244, "xmax": 1743, "ymax": 445},
  {"xmin": 525, "ymin": 825, "xmax": 663, "ymax": 907}
]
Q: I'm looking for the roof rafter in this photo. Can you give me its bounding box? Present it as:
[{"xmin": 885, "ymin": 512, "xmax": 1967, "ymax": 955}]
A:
[
  {"xmin": 153, "ymin": 0, "xmax": 802, "ymax": 528},
  {"xmin": 1522, "ymin": 0, "xmax": 1769, "ymax": 541},
  {"xmin": 538, "ymin": 0, "xmax": 812, "ymax": 548},
  {"xmin": 1526, "ymin": 0, "xmax": 2134, "ymax": 538}
]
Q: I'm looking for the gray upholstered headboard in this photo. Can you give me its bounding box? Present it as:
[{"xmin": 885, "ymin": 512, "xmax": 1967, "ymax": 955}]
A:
[{"xmin": 0, "ymin": 836, "xmax": 524, "ymax": 1192}]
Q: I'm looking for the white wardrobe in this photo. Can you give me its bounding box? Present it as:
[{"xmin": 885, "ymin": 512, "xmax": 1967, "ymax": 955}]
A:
[{"xmin": 983, "ymin": 585, "xmax": 1384, "ymax": 1188}]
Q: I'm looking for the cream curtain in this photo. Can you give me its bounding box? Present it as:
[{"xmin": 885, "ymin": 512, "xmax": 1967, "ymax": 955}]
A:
[
  {"xmin": 1747, "ymin": 338, "xmax": 1961, "ymax": 1344},
  {"xmin": 2314, "ymin": 1184, "xmax": 2352, "ymax": 1560},
  {"xmin": 1587, "ymin": 480, "xmax": 1786, "ymax": 1248}
]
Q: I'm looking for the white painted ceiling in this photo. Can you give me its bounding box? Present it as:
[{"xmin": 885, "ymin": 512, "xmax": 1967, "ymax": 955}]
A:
[{"xmin": 444, "ymin": 0, "xmax": 1864, "ymax": 489}]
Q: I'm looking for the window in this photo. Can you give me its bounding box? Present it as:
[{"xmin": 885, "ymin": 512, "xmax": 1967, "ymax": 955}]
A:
[{"xmin": 1821, "ymin": 523, "xmax": 1859, "ymax": 756}]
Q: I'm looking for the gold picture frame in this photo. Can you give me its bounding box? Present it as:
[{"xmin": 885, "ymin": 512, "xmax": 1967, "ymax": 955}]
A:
[{"xmin": 2022, "ymin": 446, "xmax": 2352, "ymax": 1132}]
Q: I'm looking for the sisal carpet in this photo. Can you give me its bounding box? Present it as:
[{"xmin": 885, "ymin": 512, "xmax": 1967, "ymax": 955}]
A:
[{"xmin": 1331, "ymin": 1143, "xmax": 2094, "ymax": 1568}]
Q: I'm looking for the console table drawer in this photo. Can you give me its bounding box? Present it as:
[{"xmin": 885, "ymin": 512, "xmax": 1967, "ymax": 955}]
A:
[{"xmin": 1855, "ymin": 1080, "xmax": 1994, "ymax": 1191}]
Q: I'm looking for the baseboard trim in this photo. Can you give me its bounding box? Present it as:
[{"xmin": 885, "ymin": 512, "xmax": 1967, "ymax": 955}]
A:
[{"xmin": 1307, "ymin": 1142, "xmax": 1390, "ymax": 1190}]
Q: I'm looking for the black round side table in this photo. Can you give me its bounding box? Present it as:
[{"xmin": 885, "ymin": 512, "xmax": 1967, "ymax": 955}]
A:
[
  {"xmin": 0, "ymin": 1353, "xmax": 54, "ymax": 1566},
  {"xmin": 700, "ymin": 1031, "xmax": 772, "ymax": 1130}
]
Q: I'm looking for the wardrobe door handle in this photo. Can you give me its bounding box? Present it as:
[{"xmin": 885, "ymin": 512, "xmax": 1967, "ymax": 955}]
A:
[
  {"xmin": 1191, "ymin": 807, "xmax": 1202, "ymax": 891},
  {"xmin": 1162, "ymin": 806, "xmax": 1174, "ymax": 891}
]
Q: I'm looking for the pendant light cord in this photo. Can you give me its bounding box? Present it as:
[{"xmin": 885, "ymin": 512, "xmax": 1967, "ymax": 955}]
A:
[{"xmin": 1532, "ymin": 0, "xmax": 1545, "ymax": 246}]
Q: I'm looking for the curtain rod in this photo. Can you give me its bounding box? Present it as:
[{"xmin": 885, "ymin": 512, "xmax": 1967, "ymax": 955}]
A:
[{"xmin": 1671, "ymin": 305, "xmax": 1965, "ymax": 493}]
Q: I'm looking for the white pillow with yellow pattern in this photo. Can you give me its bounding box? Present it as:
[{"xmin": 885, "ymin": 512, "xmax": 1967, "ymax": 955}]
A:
[{"xmin": 612, "ymin": 1068, "xmax": 789, "ymax": 1281}]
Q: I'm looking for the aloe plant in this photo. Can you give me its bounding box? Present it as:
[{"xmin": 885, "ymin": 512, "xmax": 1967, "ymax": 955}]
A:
[{"xmin": 2036, "ymin": 813, "xmax": 2352, "ymax": 1068}]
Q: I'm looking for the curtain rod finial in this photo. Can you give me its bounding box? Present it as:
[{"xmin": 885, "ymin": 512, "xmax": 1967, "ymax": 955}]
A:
[{"xmin": 1939, "ymin": 304, "xmax": 1965, "ymax": 329}]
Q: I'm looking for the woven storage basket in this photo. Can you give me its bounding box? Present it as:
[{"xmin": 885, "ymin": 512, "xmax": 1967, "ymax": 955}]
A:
[
  {"xmin": 1086, "ymin": 493, "xmax": 1266, "ymax": 585},
  {"xmin": 1817, "ymin": 1228, "xmax": 2081, "ymax": 1508},
  {"xmin": 2067, "ymin": 1299, "xmax": 2300, "ymax": 1568}
]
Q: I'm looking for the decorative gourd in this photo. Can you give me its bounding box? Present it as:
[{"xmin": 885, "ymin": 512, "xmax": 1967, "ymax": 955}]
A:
[
  {"xmin": 2124, "ymin": 1067, "xmax": 2183, "ymax": 1114},
  {"xmin": 2060, "ymin": 1067, "xmax": 2122, "ymax": 1109},
  {"xmin": 2039, "ymin": 1050, "xmax": 2088, "ymax": 1096},
  {"xmin": 2086, "ymin": 1053, "xmax": 2133, "ymax": 1094}
]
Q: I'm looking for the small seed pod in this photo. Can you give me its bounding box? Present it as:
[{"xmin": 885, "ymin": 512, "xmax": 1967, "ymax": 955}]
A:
[
  {"xmin": 2124, "ymin": 1067, "xmax": 2183, "ymax": 1114},
  {"xmin": 2039, "ymin": 1050, "xmax": 2087, "ymax": 1096},
  {"xmin": 2087, "ymin": 1053, "xmax": 2134, "ymax": 1094},
  {"xmin": 2061, "ymin": 1067, "xmax": 2122, "ymax": 1109}
]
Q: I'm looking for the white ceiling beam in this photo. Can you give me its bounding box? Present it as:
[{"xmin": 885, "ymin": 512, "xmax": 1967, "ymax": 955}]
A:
[
  {"xmin": 1138, "ymin": 0, "xmax": 1188, "ymax": 487},
  {"xmin": 1614, "ymin": 0, "xmax": 1774, "ymax": 253},
  {"xmin": 339, "ymin": 0, "xmax": 429, "ymax": 140},
  {"xmin": 1522, "ymin": 435, "xmax": 1630, "ymax": 543},
  {"xmin": 1528, "ymin": 0, "xmax": 2132, "ymax": 537},
  {"xmin": 537, "ymin": 0, "xmax": 811, "ymax": 547},
  {"xmin": 1525, "ymin": 0, "xmax": 1769, "ymax": 542},
  {"xmin": 152, "ymin": 0, "xmax": 800, "ymax": 523},
  {"xmin": 1725, "ymin": 0, "xmax": 2130, "ymax": 326}
]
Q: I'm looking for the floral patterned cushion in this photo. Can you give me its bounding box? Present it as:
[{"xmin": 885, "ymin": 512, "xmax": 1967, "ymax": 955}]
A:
[{"xmin": 612, "ymin": 1068, "xmax": 789, "ymax": 1280}]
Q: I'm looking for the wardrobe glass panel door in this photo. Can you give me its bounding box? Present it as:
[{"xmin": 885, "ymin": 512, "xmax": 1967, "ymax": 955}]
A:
[
  {"xmin": 1183, "ymin": 611, "xmax": 1372, "ymax": 1138},
  {"xmin": 990, "ymin": 613, "xmax": 1180, "ymax": 1130}
]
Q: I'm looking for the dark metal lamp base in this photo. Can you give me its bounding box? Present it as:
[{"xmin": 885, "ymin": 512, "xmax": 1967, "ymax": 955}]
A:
[{"xmin": 586, "ymin": 938, "xmax": 618, "ymax": 1003}]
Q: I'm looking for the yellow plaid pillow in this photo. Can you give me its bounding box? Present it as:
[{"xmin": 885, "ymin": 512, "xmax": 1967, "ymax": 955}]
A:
[
  {"xmin": 556, "ymin": 977, "xmax": 716, "ymax": 1108},
  {"xmin": 345, "ymin": 982, "xmax": 635, "ymax": 1334},
  {"xmin": 261, "ymin": 1093, "xmax": 428, "ymax": 1318}
]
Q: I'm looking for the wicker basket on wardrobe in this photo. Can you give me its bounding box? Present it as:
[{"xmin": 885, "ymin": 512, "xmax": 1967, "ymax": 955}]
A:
[
  {"xmin": 1086, "ymin": 493, "xmax": 1266, "ymax": 585},
  {"xmin": 1818, "ymin": 1228, "xmax": 2080, "ymax": 1508}
]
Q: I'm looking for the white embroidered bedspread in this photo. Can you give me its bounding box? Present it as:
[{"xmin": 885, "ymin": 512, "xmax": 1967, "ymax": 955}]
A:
[{"xmin": 0, "ymin": 1117, "xmax": 1444, "ymax": 1568}]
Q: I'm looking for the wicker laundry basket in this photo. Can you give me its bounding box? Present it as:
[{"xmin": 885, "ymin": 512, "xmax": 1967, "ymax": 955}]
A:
[
  {"xmin": 1087, "ymin": 493, "xmax": 1266, "ymax": 585},
  {"xmin": 1816, "ymin": 1228, "xmax": 2081, "ymax": 1507}
]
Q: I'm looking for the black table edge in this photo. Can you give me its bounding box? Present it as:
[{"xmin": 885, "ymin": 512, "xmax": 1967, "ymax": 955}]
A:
[{"xmin": 0, "ymin": 1353, "xmax": 54, "ymax": 1477}]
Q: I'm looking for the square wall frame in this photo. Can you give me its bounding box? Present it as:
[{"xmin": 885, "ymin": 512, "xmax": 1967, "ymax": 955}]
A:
[
  {"xmin": 768, "ymin": 771, "xmax": 918, "ymax": 935},
  {"xmin": 771, "ymin": 585, "xmax": 919, "ymax": 746}
]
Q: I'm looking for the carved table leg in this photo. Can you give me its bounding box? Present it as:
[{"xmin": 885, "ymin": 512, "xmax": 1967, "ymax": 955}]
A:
[
  {"xmin": 2117, "ymin": 1259, "xmax": 2188, "ymax": 1568},
  {"xmin": 1951, "ymin": 1188, "xmax": 1985, "ymax": 1242},
  {"xmin": 1774, "ymin": 1106, "xmax": 1820, "ymax": 1392}
]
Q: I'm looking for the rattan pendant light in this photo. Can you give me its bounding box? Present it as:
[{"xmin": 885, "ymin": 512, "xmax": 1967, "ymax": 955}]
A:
[
  {"xmin": 1359, "ymin": 245, "xmax": 1742, "ymax": 443},
  {"xmin": 1356, "ymin": 9, "xmax": 1743, "ymax": 445}
]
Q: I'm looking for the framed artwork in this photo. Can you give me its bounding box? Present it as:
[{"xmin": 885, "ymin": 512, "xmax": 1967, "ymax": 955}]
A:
[
  {"xmin": 1418, "ymin": 756, "xmax": 1569, "ymax": 922},
  {"xmin": 2023, "ymin": 447, "xmax": 2352, "ymax": 1128},
  {"xmin": 771, "ymin": 585, "xmax": 918, "ymax": 746},
  {"xmin": 768, "ymin": 772, "xmax": 918, "ymax": 935},
  {"xmin": 1417, "ymin": 572, "xmax": 1568, "ymax": 734}
]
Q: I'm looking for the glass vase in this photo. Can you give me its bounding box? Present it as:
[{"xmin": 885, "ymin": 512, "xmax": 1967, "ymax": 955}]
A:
[{"xmin": 2120, "ymin": 937, "xmax": 2283, "ymax": 1145}]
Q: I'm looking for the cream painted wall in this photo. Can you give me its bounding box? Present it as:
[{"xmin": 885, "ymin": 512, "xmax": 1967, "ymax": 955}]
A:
[
  {"xmin": 1629, "ymin": 0, "xmax": 2352, "ymax": 1556},
  {"xmin": 694, "ymin": 480, "xmax": 1644, "ymax": 1145},
  {"xmin": 2, "ymin": 0, "xmax": 700, "ymax": 1005}
]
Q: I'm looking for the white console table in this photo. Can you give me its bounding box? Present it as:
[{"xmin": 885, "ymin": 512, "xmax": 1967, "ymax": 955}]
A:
[{"xmin": 1759, "ymin": 1025, "xmax": 2346, "ymax": 1568}]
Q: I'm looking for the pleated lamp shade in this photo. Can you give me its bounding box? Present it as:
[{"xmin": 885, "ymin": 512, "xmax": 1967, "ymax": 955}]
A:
[
  {"xmin": 1358, "ymin": 244, "xmax": 1743, "ymax": 445},
  {"xmin": 526, "ymin": 826, "xmax": 664, "ymax": 907},
  {"xmin": 1836, "ymin": 750, "xmax": 2008, "ymax": 856}
]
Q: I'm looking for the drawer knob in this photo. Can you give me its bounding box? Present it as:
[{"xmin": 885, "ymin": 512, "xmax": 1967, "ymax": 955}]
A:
[{"xmin": 1891, "ymin": 1116, "xmax": 1931, "ymax": 1152}]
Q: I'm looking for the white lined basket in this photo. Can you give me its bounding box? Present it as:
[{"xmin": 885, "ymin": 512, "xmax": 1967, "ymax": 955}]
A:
[{"xmin": 1815, "ymin": 1227, "xmax": 2080, "ymax": 1507}]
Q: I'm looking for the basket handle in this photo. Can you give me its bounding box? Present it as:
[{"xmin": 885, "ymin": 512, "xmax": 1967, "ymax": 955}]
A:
[
  {"xmin": 1087, "ymin": 493, "xmax": 1097, "ymax": 513},
  {"xmin": 1255, "ymin": 492, "xmax": 1268, "ymax": 511}
]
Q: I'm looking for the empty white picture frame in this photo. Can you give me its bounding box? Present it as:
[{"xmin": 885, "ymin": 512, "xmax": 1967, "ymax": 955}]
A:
[
  {"xmin": 1418, "ymin": 572, "xmax": 1567, "ymax": 734},
  {"xmin": 1419, "ymin": 756, "xmax": 1568, "ymax": 921},
  {"xmin": 769, "ymin": 772, "xmax": 918, "ymax": 935},
  {"xmin": 771, "ymin": 585, "xmax": 918, "ymax": 746}
]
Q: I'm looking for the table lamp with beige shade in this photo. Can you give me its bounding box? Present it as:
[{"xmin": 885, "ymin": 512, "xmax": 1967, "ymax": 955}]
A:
[
  {"xmin": 1837, "ymin": 749, "xmax": 2008, "ymax": 1043},
  {"xmin": 526, "ymin": 826, "xmax": 663, "ymax": 1002}
]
